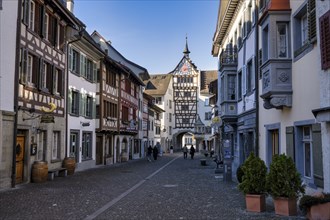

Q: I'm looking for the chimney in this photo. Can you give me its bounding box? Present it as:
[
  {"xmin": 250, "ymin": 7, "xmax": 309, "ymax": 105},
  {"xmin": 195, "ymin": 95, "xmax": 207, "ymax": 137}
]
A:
[{"xmin": 66, "ymin": 0, "xmax": 74, "ymax": 13}]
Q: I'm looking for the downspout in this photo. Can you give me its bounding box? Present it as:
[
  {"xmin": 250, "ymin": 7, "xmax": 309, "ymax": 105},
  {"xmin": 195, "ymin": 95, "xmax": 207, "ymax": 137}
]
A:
[
  {"xmin": 254, "ymin": 2, "xmax": 259, "ymax": 157},
  {"xmin": 65, "ymin": 29, "xmax": 83, "ymax": 157},
  {"xmin": 12, "ymin": 0, "xmax": 23, "ymax": 188}
]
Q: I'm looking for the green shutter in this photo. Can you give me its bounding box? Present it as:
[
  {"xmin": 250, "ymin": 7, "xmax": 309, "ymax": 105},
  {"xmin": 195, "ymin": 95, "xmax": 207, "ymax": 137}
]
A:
[
  {"xmin": 68, "ymin": 47, "xmax": 72, "ymax": 71},
  {"xmin": 23, "ymin": 0, "xmax": 30, "ymax": 25},
  {"xmin": 92, "ymin": 97, "xmax": 96, "ymax": 119},
  {"xmin": 80, "ymin": 93, "xmax": 86, "ymax": 116},
  {"xmin": 38, "ymin": 58, "xmax": 44, "ymax": 89},
  {"xmin": 286, "ymin": 126, "xmax": 295, "ymax": 159},
  {"xmin": 68, "ymin": 89, "xmax": 72, "ymax": 114},
  {"xmin": 312, "ymin": 123, "xmax": 324, "ymax": 188},
  {"xmin": 93, "ymin": 62, "xmax": 97, "ymax": 82}
]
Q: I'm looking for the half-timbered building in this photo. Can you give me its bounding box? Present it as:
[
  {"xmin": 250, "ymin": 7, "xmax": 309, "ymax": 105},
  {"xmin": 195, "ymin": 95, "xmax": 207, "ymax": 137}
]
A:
[
  {"xmin": 16, "ymin": 0, "xmax": 82, "ymax": 184},
  {"xmin": 171, "ymin": 38, "xmax": 200, "ymax": 150},
  {"xmin": 91, "ymin": 31, "xmax": 146, "ymax": 162}
]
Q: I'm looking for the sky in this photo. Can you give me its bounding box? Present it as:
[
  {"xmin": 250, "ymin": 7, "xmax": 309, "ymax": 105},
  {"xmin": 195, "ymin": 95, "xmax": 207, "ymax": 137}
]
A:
[{"xmin": 74, "ymin": 0, "xmax": 219, "ymax": 75}]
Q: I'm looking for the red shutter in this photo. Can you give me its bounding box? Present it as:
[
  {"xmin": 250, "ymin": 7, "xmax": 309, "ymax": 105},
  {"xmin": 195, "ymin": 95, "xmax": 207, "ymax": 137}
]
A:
[{"xmin": 320, "ymin": 10, "xmax": 330, "ymax": 70}]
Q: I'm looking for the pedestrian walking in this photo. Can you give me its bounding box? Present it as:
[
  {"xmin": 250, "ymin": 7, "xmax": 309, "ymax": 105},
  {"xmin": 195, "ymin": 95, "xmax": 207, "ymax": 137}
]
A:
[
  {"xmin": 147, "ymin": 145, "xmax": 152, "ymax": 162},
  {"xmin": 153, "ymin": 145, "xmax": 158, "ymax": 160},
  {"xmin": 183, "ymin": 145, "xmax": 188, "ymax": 159},
  {"xmin": 190, "ymin": 146, "xmax": 195, "ymax": 159}
]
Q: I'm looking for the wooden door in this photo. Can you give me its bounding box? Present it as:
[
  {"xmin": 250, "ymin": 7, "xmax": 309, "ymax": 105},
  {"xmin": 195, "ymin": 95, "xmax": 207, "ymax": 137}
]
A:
[
  {"xmin": 95, "ymin": 136, "xmax": 103, "ymax": 165},
  {"xmin": 16, "ymin": 136, "xmax": 25, "ymax": 184}
]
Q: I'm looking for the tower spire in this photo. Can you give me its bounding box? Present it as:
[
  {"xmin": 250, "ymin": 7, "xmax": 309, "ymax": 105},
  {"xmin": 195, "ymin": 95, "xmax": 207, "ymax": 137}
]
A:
[{"xmin": 183, "ymin": 35, "xmax": 190, "ymax": 58}]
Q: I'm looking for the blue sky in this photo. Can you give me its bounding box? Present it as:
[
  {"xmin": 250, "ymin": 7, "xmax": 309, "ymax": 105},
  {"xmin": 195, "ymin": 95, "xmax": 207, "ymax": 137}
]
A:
[{"xmin": 74, "ymin": 0, "xmax": 219, "ymax": 74}]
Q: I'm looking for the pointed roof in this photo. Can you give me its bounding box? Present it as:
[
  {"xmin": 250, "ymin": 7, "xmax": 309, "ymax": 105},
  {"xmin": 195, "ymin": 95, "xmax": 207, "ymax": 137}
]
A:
[
  {"xmin": 183, "ymin": 36, "xmax": 190, "ymax": 56},
  {"xmin": 143, "ymin": 74, "xmax": 172, "ymax": 96}
]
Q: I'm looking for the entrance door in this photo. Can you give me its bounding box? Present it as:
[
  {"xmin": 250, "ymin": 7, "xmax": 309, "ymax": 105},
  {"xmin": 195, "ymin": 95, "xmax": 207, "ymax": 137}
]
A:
[
  {"xmin": 16, "ymin": 136, "xmax": 25, "ymax": 184},
  {"xmin": 96, "ymin": 136, "xmax": 103, "ymax": 165}
]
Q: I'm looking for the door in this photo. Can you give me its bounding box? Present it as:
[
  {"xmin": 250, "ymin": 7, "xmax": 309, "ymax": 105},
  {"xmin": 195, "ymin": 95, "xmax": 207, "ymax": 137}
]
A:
[
  {"xmin": 16, "ymin": 136, "xmax": 25, "ymax": 184},
  {"xmin": 96, "ymin": 136, "xmax": 102, "ymax": 165}
]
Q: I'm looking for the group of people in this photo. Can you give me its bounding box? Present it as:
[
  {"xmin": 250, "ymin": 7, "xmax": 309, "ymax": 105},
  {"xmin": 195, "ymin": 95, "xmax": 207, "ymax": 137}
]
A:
[
  {"xmin": 147, "ymin": 145, "xmax": 159, "ymax": 162},
  {"xmin": 182, "ymin": 144, "xmax": 195, "ymax": 159}
]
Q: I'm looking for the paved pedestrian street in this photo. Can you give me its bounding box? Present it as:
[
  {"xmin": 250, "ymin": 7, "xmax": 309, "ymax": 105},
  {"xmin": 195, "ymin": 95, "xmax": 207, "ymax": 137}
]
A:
[{"xmin": 0, "ymin": 153, "xmax": 305, "ymax": 220}]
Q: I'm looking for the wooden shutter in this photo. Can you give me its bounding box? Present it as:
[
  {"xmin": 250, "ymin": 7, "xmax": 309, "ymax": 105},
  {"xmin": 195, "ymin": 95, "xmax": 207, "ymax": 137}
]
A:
[
  {"xmin": 46, "ymin": 63, "xmax": 52, "ymax": 92},
  {"xmin": 80, "ymin": 54, "xmax": 85, "ymax": 77},
  {"xmin": 38, "ymin": 58, "xmax": 44, "ymax": 89},
  {"xmin": 307, "ymin": 0, "xmax": 316, "ymax": 43},
  {"xmin": 40, "ymin": 4, "xmax": 45, "ymax": 38},
  {"xmin": 68, "ymin": 47, "xmax": 73, "ymax": 71},
  {"xmin": 32, "ymin": 55, "xmax": 38, "ymax": 85},
  {"xmin": 20, "ymin": 48, "xmax": 28, "ymax": 84},
  {"xmin": 320, "ymin": 10, "xmax": 330, "ymax": 70},
  {"xmin": 59, "ymin": 24, "xmax": 65, "ymax": 51},
  {"xmin": 22, "ymin": 0, "xmax": 30, "ymax": 25},
  {"xmin": 285, "ymin": 126, "xmax": 295, "ymax": 160},
  {"xmin": 34, "ymin": 1, "xmax": 40, "ymax": 35},
  {"xmin": 92, "ymin": 97, "xmax": 96, "ymax": 119},
  {"xmin": 58, "ymin": 69, "xmax": 64, "ymax": 97},
  {"xmin": 53, "ymin": 18, "xmax": 58, "ymax": 47},
  {"xmin": 48, "ymin": 15, "xmax": 54, "ymax": 44},
  {"xmin": 312, "ymin": 123, "xmax": 324, "ymax": 188}
]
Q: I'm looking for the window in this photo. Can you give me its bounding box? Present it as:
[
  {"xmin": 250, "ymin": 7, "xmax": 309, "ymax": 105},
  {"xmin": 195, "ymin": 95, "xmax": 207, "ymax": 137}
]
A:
[
  {"xmin": 29, "ymin": 1, "xmax": 35, "ymax": 31},
  {"xmin": 125, "ymin": 79, "xmax": 131, "ymax": 94},
  {"xmin": 205, "ymin": 112, "xmax": 212, "ymax": 120},
  {"xmin": 44, "ymin": 13, "xmax": 49, "ymax": 41},
  {"xmin": 156, "ymin": 126, "xmax": 160, "ymax": 135},
  {"xmin": 181, "ymin": 105, "xmax": 189, "ymax": 111},
  {"xmin": 277, "ymin": 23, "xmax": 288, "ymax": 58},
  {"xmin": 155, "ymin": 97, "xmax": 162, "ymax": 104},
  {"xmin": 0, "ymin": 0, "xmax": 2, "ymax": 10},
  {"xmin": 70, "ymin": 132, "xmax": 79, "ymax": 158},
  {"xmin": 70, "ymin": 90, "xmax": 79, "ymax": 116},
  {"xmin": 169, "ymin": 113, "xmax": 172, "ymax": 122},
  {"xmin": 293, "ymin": 1, "xmax": 316, "ymax": 58},
  {"xmin": 169, "ymin": 126, "xmax": 172, "ymax": 135},
  {"xmin": 82, "ymin": 132, "xmax": 92, "ymax": 160},
  {"xmin": 85, "ymin": 95, "xmax": 93, "ymax": 118},
  {"xmin": 246, "ymin": 60, "xmax": 254, "ymax": 94},
  {"xmin": 302, "ymin": 126, "xmax": 312, "ymax": 177},
  {"xmin": 86, "ymin": 59, "xmax": 94, "ymax": 81},
  {"xmin": 122, "ymin": 106, "xmax": 129, "ymax": 123},
  {"xmin": 182, "ymin": 118, "xmax": 189, "ymax": 124},
  {"xmin": 37, "ymin": 131, "xmax": 47, "ymax": 161},
  {"xmin": 205, "ymin": 98, "xmax": 209, "ymax": 106},
  {"xmin": 53, "ymin": 68, "xmax": 63, "ymax": 96},
  {"xmin": 52, "ymin": 131, "xmax": 60, "ymax": 160},
  {"xmin": 69, "ymin": 47, "xmax": 79, "ymax": 74},
  {"xmin": 184, "ymin": 91, "xmax": 191, "ymax": 97},
  {"xmin": 169, "ymin": 100, "xmax": 172, "ymax": 109},
  {"xmin": 271, "ymin": 129, "xmax": 279, "ymax": 156},
  {"xmin": 228, "ymin": 75, "xmax": 236, "ymax": 100},
  {"xmin": 40, "ymin": 61, "xmax": 51, "ymax": 92}
]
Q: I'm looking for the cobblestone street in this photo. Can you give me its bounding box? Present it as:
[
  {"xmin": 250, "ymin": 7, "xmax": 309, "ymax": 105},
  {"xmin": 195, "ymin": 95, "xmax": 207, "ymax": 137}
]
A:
[{"xmin": 0, "ymin": 153, "xmax": 305, "ymax": 220}]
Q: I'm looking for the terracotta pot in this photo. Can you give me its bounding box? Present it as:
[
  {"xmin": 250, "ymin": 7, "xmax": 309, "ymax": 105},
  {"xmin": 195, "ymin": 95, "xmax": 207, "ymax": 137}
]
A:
[
  {"xmin": 307, "ymin": 202, "xmax": 330, "ymax": 220},
  {"xmin": 245, "ymin": 194, "xmax": 266, "ymax": 212},
  {"xmin": 274, "ymin": 197, "xmax": 297, "ymax": 216}
]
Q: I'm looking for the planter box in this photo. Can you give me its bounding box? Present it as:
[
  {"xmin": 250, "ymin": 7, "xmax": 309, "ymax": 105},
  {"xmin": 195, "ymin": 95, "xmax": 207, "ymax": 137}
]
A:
[
  {"xmin": 274, "ymin": 197, "xmax": 297, "ymax": 216},
  {"xmin": 245, "ymin": 194, "xmax": 266, "ymax": 212},
  {"xmin": 307, "ymin": 202, "xmax": 330, "ymax": 220}
]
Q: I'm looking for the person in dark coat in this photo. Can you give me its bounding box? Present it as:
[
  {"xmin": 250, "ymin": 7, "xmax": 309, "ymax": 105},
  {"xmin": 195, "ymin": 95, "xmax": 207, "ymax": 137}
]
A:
[
  {"xmin": 147, "ymin": 145, "xmax": 152, "ymax": 162},
  {"xmin": 153, "ymin": 145, "xmax": 159, "ymax": 160},
  {"xmin": 190, "ymin": 146, "xmax": 195, "ymax": 159}
]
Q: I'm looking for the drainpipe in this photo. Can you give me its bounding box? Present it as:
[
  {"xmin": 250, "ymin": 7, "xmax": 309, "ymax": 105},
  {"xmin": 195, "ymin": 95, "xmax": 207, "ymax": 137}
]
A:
[
  {"xmin": 254, "ymin": 2, "xmax": 259, "ymax": 157},
  {"xmin": 11, "ymin": 0, "xmax": 23, "ymax": 188}
]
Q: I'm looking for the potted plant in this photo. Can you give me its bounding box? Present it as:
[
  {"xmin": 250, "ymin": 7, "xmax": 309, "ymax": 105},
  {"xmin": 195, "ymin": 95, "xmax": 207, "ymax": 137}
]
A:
[
  {"xmin": 266, "ymin": 154, "xmax": 305, "ymax": 216},
  {"xmin": 238, "ymin": 152, "xmax": 267, "ymax": 212},
  {"xmin": 299, "ymin": 192, "xmax": 330, "ymax": 220}
]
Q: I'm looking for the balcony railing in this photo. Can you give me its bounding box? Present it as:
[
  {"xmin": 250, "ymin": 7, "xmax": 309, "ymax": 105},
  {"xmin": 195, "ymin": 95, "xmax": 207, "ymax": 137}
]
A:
[{"xmin": 220, "ymin": 45, "xmax": 238, "ymax": 66}]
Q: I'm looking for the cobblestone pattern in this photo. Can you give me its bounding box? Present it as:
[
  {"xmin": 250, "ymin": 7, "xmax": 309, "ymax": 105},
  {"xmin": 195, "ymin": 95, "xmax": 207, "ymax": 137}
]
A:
[{"xmin": 0, "ymin": 153, "xmax": 305, "ymax": 220}]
